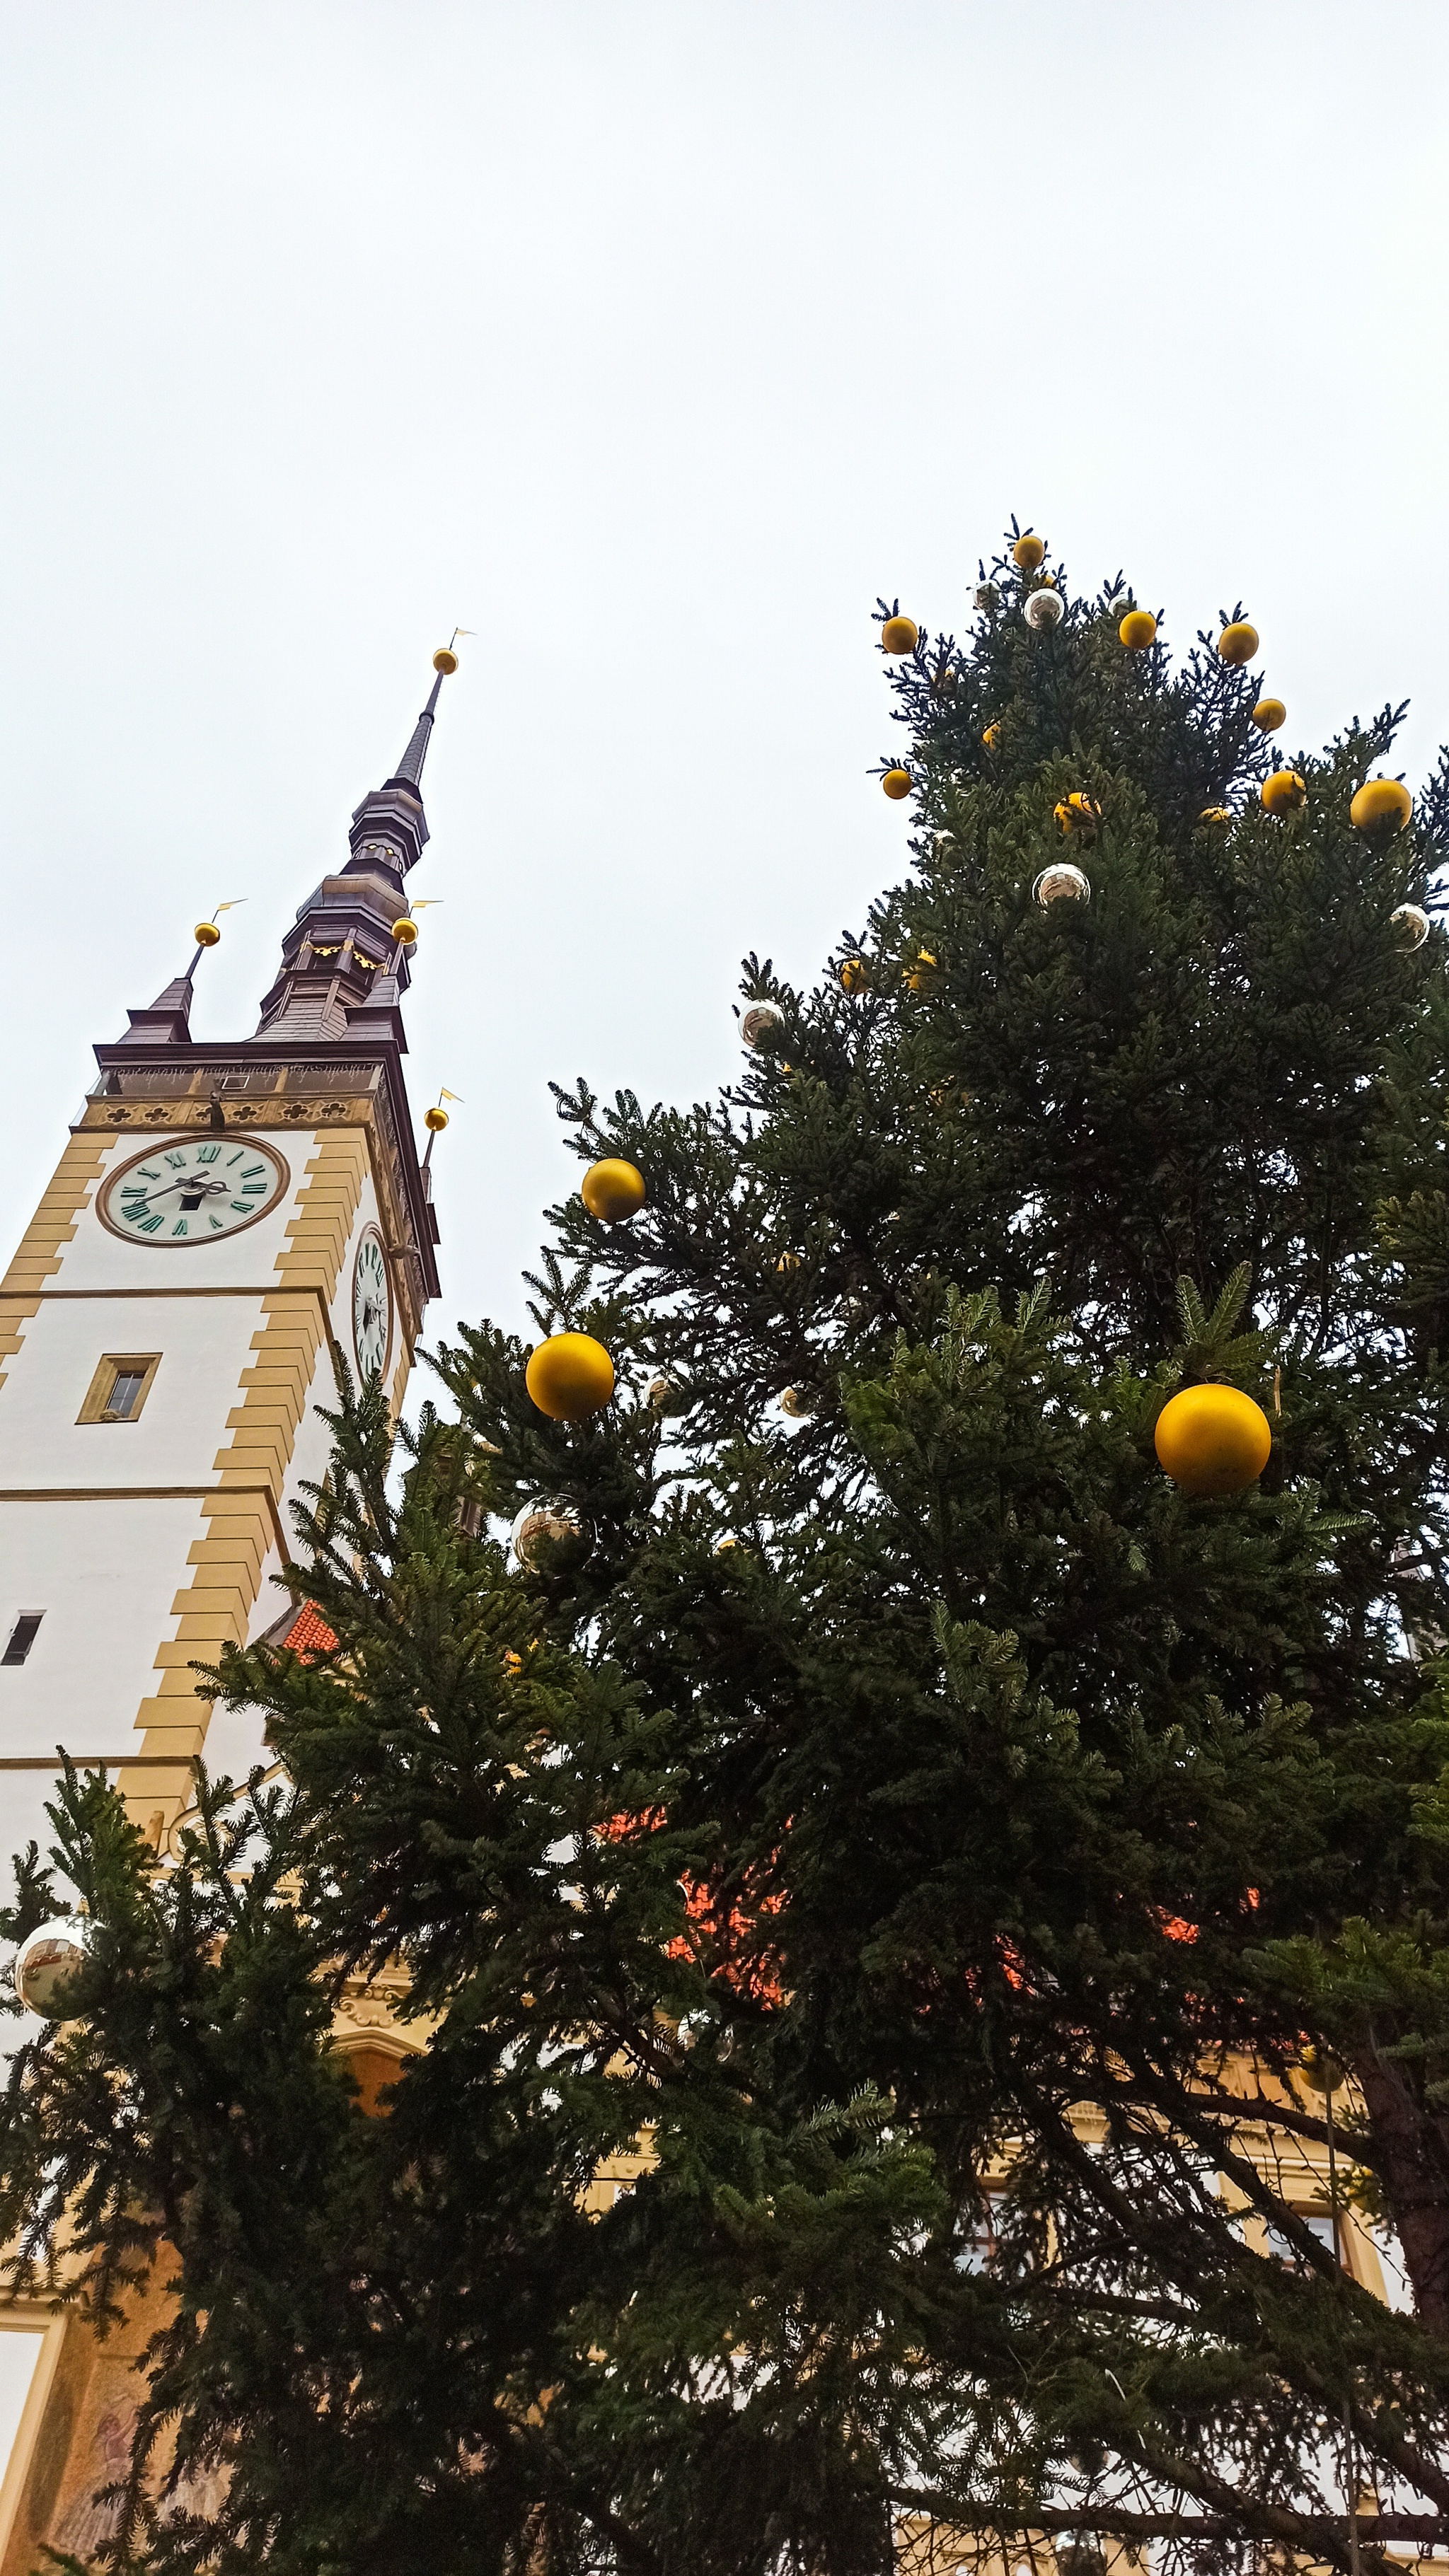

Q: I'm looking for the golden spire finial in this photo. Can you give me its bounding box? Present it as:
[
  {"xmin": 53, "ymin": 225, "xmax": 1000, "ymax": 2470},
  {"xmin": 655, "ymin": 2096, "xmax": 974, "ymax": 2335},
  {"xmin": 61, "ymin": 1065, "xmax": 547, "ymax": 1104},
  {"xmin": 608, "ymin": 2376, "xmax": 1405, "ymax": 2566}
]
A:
[
  {"xmin": 423, "ymin": 1087, "xmax": 463, "ymax": 1166},
  {"xmin": 432, "ymin": 626, "xmax": 475, "ymax": 676},
  {"xmin": 190, "ymin": 898, "xmax": 246, "ymax": 967}
]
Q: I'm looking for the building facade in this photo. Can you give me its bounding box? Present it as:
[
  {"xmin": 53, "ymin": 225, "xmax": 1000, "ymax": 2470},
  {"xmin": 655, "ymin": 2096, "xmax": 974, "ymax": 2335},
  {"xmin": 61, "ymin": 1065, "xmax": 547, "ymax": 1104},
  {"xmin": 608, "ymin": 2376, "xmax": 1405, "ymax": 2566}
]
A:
[{"xmin": 0, "ymin": 661, "xmax": 454, "ymax": 2568}]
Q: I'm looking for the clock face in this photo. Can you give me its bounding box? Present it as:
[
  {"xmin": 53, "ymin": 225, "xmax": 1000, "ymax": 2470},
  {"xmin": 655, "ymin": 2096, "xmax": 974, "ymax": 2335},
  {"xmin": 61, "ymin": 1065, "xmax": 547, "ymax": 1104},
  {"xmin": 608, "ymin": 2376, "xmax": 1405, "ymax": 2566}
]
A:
[
  {"xmin": 98, "ymin": 1135, "xmax": 291, "ymax": 1246},
  {"xmin": 352, "ymin": 1225, "xmax": 393, "ymax": 1379}
]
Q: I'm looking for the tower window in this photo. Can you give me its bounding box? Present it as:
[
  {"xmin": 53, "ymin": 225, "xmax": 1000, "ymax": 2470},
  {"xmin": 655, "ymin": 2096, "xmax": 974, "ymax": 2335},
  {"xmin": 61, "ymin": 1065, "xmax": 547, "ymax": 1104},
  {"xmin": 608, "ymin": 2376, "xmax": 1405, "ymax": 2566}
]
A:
[
  {"xmin": 77, "ymin": 1353, "xmax": 162, "ymax": 1426},
  {"xmin": 2, "ymin": 1615, "xmax": 43, "ymax": 1667}
]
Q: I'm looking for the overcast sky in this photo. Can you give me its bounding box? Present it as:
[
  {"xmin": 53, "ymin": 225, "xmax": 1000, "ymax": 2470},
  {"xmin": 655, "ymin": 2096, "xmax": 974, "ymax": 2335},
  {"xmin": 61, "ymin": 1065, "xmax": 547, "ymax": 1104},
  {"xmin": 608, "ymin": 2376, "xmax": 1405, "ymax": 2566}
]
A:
[{"xmin": 3, "ymin": 0, "xmax": 1448, "ymax": 1357}]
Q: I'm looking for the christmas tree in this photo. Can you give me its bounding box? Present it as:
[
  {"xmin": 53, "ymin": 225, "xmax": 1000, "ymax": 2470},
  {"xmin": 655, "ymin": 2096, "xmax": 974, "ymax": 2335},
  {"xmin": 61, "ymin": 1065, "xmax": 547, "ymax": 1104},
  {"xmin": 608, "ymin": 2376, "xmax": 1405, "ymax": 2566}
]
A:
[{"xmin": 6, "ymin": 529, "xmax": 1449, "ymax": 2574}]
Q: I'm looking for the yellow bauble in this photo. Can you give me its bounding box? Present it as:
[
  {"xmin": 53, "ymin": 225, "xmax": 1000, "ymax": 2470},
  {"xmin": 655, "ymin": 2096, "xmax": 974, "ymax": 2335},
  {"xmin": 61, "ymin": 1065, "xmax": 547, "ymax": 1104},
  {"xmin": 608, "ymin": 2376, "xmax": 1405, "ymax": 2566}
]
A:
[
  {"xmin": 1217, "ymin": 620, "xmax": 1259, "ymax": 666},
  {"xmin": 424, "ymin": 1106, "xmax": 449, "ymax": 1133},
  {"xmin": 1199, "ymin": 806, "xmax": 1232, "ymax": 825},
  {"xmin": 1261, "ymin": 769, "xmax": 1307, "ymax": 816},
  {"xmin": 904, "ymin": 948, "xmax": 937, "ymax": 991},
  {"xmin": 981, "ymin": 723, "xmax": 1000, "ymax": 749},
  {"xmin": 391, "ymin": 915, "xmax": 419, "ymax": 946},
  {"xmin": 1154, "ymin": 1383, "xmax": 1272, "ymax": 1497},
  {"xmin": 580, "ymin": 1157, "xmax": 646, "ymax": 1223},
  {"xmin": 775, "ymin": 1250, "xmax": 802, "ymax": 1274},
  {"xmin": 881, "ymin": 615, "xmax": 918, "ymax": 654},
  {"xmin": 1053, "ymin": 791, "xmax": 1101, "ymax": 834},
  {"xmin": 525, "ymin": 1332, "xmax": 615, "ymax": 1422},
  {"xmin": 839, "ymin": 956, "xmax": 870, "ymax": 994},
  {"xmin": 1119, "ymin": 608, "xmax": 1157, "ymax": 649},
  {"xmin": 1252, "ymin": 697, "xmax": 1286, "ymax": 733},
  {"xmin": 193, "ymin": 920, "xmax": 221, "ymax": 948},
  {"xmin": 432, "ymin": 646, "xmax": 459, "ymax": 674},
  {"xmin": 1012, "ymin": 534, "xmax": 1045, "ymax": 572},
  {"xmin": 882, "ymin": 767, "xmax": 912, "ymax": 800},
  {"xmin": 1350, "ymin": 776, "xmax": 1412, "ymax": 832}
]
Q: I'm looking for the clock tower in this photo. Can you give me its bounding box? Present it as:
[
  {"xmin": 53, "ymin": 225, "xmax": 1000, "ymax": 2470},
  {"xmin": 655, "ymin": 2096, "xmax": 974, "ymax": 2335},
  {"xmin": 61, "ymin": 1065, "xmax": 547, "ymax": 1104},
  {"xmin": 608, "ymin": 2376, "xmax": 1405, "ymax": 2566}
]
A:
[{"xmin": 0, "ymin": 657, "xmax": 454, "ymax": 1856}]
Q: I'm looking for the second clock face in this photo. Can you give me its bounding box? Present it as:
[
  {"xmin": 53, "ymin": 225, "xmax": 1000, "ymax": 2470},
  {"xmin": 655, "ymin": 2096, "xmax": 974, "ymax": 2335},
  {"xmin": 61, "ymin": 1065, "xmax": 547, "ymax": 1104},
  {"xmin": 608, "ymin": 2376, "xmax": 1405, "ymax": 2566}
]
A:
[
  {"xmin": 352, "ymin": 1225, "xmax": 392, "ymax": 1378},
  {"xmin": 99, "ymin": 1136, "xmax": 291, "ymax": 1244}
]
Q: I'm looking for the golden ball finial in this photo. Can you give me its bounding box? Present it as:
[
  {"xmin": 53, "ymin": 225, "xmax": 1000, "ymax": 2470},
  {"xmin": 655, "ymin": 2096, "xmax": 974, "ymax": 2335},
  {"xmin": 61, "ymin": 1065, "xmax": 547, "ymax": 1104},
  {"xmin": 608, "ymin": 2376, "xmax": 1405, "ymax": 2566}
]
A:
[
  {"xmin": 432, "ymin": 647, "xmax": 458, "ymax": 675},
  {"xmin": 193, "ymin": 920, "xmax": 221, "ymax": 948},
  {"xmin": 425, "ymin": 1106, "xmax": 449, "ymax": 1133},
  {"xmin": 391, "ymin": 916, "xmax": 419, "ymax": 947}
]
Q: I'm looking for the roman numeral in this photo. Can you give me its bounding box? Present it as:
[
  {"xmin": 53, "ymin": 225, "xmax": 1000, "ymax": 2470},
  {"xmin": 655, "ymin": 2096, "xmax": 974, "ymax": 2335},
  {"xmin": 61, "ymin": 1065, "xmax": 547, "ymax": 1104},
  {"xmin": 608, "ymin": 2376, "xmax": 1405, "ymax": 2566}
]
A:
[
  {"xmin": 195, "ymin": 1144, "xmax": 221, "ymax": 1164},
  {"xmin": 165, "ymin": 1151, "xmax": 185, "ymax": 1168},
  {"xmin": 137, "ymin": 1214, "xmax": 163, "ymax": 1234},
  {"xmin": 226, "ymin": 1149, "xmax": 245, "ymax": 1166},
  {"xmin": 173, "ymin": 1219, "xmax": 188, "ymax": 1236}
]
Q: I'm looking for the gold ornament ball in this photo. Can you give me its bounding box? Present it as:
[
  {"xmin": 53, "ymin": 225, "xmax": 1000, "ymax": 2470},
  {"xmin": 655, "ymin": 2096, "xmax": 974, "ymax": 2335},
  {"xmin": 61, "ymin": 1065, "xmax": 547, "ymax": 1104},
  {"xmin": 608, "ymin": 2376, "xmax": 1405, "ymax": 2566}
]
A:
[
  {"xmin": 882, "ymin": 767, "xmax": 913, "ymax": 800},
  {"xmin": 1033, "ymin": 862, "xmax": 1091, "ymax": 909},
  {"xmin": 1351, "ymin": 777, "xmax": 1412, "ymax": 832},
  {"xmin": 1392, "ymin": 903, "xmax": 1430, "ymax": 948},
  {"xmin": 1261, "ymin": 770, "xmax": 1307, "ymax": 817},
  {"xmin": 1252, "ymin": 697, "xmax": 1287, "ymax": 733},
  {"xmin": 1217, "ymin": 620, "xmax": 1259, "ymax": 666},
  {"xmin": 1199, "ymin": 806, "xmax": 1232, "ymax": 826},
  {"xmin": 1154, "ymin": 1383, "xmax": 1271, "ymax": 1497},
  {"xmin": 780, "ymin": 1385, "xmax": 814, "ymax": 1417},
  {"xmin": 424, "ymin": 1106, "xmax": 449, "ymax": 1133},
  {"xmin": 839, "ymin": 956, "xmax": 870, "ymax": 994},
  {"xmin": 903, "ymin": 948, "xmax": 937, "ymax": 992},
  {"xmin": 194, "ymin": 920, "xmax": 221, "ymax": 948},
  {"xmin": 1054, "ymin": 791, "xmax": 1100, "ymax": 835},
  {"xmin": 12, "ymin": 1918, "xmax": 91, "ymax": 2017},
  {"xmin": 525, "ymin": 1332, "xmax": 615, "ymax": 1422},
  {"xmin": 881, "ymin": 615, "xmax": 918, "ymax": 654},
  {"xmin": 981, "ymin": 722, "xmax": 1000, "ymax": 749},
  {"xmin": 1013, "ymin": 533, "xmax": 1046, "ymax": 572},
  {"xmin": 581, "ymin": 1157, "xmax": 646, "ymax": 1223},
  {"xmin": 775, "ymin": 1250, "xmax": 802, "ymax": 1274},
  {"xmin": 1119, "ymin": 608, "xmax": 1157, "ymax": 649},
  {"xmin": 392, "ymin": 915, "xmax": 419, "ymax": 946},
  {"xmin": 432, "ymin": 646, "xmax": 459, "ymax": 675}
]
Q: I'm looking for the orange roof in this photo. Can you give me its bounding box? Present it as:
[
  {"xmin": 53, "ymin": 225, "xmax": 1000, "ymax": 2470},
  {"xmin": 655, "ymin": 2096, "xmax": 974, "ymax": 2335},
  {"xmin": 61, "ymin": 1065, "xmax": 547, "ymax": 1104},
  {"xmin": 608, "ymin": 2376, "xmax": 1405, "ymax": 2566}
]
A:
[{"xmin": 278, "ymin": 1601, "xmax": 338, "ymax": 1659}]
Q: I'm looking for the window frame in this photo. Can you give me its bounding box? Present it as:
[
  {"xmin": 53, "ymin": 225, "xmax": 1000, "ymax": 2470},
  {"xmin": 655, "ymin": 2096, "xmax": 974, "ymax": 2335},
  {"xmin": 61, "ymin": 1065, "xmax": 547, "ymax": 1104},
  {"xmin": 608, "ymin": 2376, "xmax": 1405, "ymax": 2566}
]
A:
[{"xmin": 76, "ymin": 1352, "xmax": 162, "ymax": 1427}]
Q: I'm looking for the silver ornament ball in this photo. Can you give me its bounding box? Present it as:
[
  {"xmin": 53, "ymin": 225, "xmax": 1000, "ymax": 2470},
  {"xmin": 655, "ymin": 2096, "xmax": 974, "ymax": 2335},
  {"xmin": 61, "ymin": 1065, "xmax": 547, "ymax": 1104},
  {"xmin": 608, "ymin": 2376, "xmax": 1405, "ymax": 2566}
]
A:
[
  {"xmin": 510, "ymin": 1497, "xmax": 593, "ymax": 1574},
  {"xmin": 974, "ymin": 581, "xmax": 1000, "ymax": 613},
  {"xmin": 12, "ymin": 1916, "xmax": 91, "ymax": 2017},
  {"xmin": 741, "ymin": 1003, "xmax": 785, "ymax": 1052},
  {"xmin": 1024, "ymin": 587, "xmax": 1065, "ymax": 633},
  {"xmin": 779, "ymin": 1386, "xmax": 814, "ymax": 1418},
  {"xmin": 1033, "ymin": 863, "xmax": 1092, "ymax": 910},
  {"xmin": 1392, "ymin": 903, "xmax": 1431, "ymax": 948}
]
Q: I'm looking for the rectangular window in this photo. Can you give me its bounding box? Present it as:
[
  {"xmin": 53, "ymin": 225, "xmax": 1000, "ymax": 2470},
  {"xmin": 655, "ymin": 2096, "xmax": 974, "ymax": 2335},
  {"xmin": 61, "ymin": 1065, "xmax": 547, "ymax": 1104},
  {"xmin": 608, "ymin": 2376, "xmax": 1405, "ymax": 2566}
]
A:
[
  {"xmin": 76, "ymin": 1353, "xmax": 161, "ymax": 1426},
  {"xmin": 2, "ymin": 1615, "xmax": 43, "ymax": 1667}
]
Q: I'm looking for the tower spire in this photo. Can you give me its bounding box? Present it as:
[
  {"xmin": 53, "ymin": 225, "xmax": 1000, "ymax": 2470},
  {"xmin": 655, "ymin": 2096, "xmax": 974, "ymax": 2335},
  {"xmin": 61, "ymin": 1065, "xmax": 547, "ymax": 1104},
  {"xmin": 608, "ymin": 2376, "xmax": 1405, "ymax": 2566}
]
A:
[{"xmin": 385, "ymin": 670, "xmax": 445, "ymax": 796}]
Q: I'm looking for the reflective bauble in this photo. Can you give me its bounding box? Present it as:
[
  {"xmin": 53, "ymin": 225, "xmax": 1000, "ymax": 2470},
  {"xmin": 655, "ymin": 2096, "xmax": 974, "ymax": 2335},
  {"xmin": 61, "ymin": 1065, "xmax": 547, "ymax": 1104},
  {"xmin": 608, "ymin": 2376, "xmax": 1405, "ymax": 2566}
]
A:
[
  {"xmin": 1012, "ymin": 534, "xmax": 1045, "ymax": 572},
  {"xmin": 1154, "ymin": 1384, "xmax": 1271, "ymax": 1497},
  {"xmin": 1023, "ymin": 587, "xmax": 1064, "ymax": 632},
  {"xmin": 741, "ymin": 1003, "xmax": 785, "ymax": 1051},
  {"xmin": 881, "ymin": 614, "xmax": 918, "ymax": 654},
  {"xmin": 1199, "ymin": 806, "xmax": 1232, "ymax": 825},
  {"xmin": 524, "ymin": 1332, "xmax": 615, "ymax": 1422},
  {"xmin": 839, "ymin": 956, "xmax": 870, "ymax": 994},
  {"xmin": 1033, "ymin": 863, "xmax": 1091, "ymax": 908},
  {"xmin": 1216, "ymin": 620, "xmax": 1259, "ymax": 666},
  {"xmin": 581, "ymin": 1158, "xmax": 646, "ymax": 1223},
  {"xmin": 974, "ymin": 581, "xmax": 1000, "ymax": 613},
  {"xmin": 882, "ymin": 767, "xmax": 913, "ymax": 799},
  {"xmin": 1392, "ymin": 903, "xmax": 1430, "ymax": 948},
  {"xmin": 903, "ymin": 948, "xmax": 938, "ymax": 991},
  {"xmin": 12, "ymin": 1917, "xmax": 91, "ymax": 2017},
  {"xmin": 1252, "ymin": 697, "xmax": 1287, "ymax": 733},
  {"xmin": 1262, "ymin": 769, "xmax": 1307, "ymax": 816},
  {"xmin": 981, "ymin": 723, "xmax": 1000, "ymax": 749},
  {"xmin": 780, "ymin": 1385, "xmax": 814, "ymax": 1418},
  {"xmin": 647, "ymin": 1373, "xmax": 686, "ymax": 1412},
  {"xmin": 1119, "ymin": 608, "xmax": 1156, "ymax": 649},
  {"xmin": 510, "ymin": 1497, "xmax": 593, "ymax": 1574},
  {"xmin": 775, "ymin": 1249, "xmax": 802, "ymax": 1274},
  {"xmin": 1351, "ymin": 777, "xmax": 1413, "ymax": 832}
]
